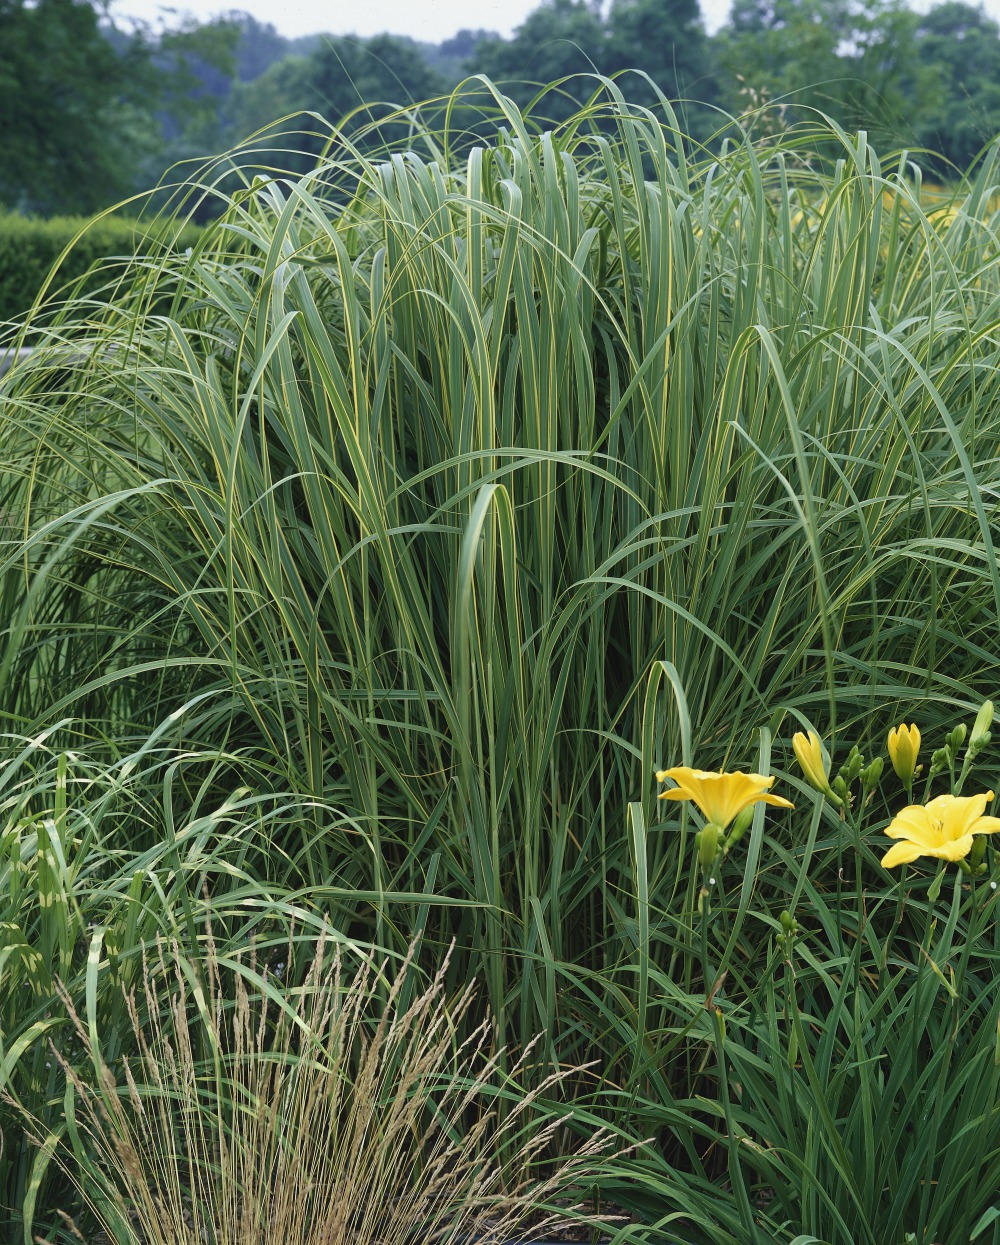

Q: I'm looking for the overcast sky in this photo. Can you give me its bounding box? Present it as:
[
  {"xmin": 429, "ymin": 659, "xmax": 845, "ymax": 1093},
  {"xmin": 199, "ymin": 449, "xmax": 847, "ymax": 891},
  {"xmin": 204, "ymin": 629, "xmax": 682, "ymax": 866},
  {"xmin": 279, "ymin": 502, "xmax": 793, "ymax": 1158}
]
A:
[
  {"xmin": 107, "ymin": 0, "xmax": 740, "ymax": 42},
  {"xmin": 109, "ymin": 0, "xmax": 1000, "ymax": 44}
]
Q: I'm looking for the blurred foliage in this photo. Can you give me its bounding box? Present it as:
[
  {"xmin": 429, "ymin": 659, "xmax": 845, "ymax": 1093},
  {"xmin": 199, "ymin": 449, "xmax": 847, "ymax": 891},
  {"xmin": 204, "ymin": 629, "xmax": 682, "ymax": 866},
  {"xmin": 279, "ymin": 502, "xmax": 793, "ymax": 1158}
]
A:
[
  {"xmin": 5, "ymin": 0, "xmax": 1000, "ymax": 223},
  {"xmin": 472, "ymin": 0, "xmax": 718, "ymax": 133},
  {"xmin": 717, "ymin": 0, "xmax": 938, "ymax": 148},
  {"xmin": 0, "ymin": 211, "xmax": 202, "ymax": 325},
  {"xmin": 0, "ymin": 0, "xmax": 158, "ymax": 215},
  {"xmin": 228, "ymin": 33, "xmax": 446, "ymax": 171},
  {"xmin": 914, "ymin": 1, "xmax": 1000, "ymax": 172}
]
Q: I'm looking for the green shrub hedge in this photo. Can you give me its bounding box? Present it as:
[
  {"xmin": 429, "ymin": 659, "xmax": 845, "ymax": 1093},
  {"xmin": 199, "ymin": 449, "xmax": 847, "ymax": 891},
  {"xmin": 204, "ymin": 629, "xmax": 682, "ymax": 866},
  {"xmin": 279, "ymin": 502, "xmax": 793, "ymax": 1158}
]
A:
[{"xmin": 0, "ymin": 210, "xmax": 202, "ymax": 326}]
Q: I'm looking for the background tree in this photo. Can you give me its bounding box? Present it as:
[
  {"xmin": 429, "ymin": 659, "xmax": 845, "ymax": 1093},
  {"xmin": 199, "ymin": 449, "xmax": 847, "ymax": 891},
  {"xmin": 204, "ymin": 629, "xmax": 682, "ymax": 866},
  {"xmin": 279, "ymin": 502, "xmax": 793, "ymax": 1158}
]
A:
[
  {"xmin": 833, "ymin": 0, "xmax": 937, "ymax": 140},
  {"xmin": 7, "ymin": 0, "xmax": 1000, "ymax": 221},
  {"xmin": 0, "ymin": 0, "xmax": 157, "ymax": 214},
  {"xmin": 137, "ymin": 17, "xmax": 241, "ymax": 189},
  {"xmin": 717, "ymin": 0, "xmax": 938, "ymax": 149},
  {"xmin": 471, "ymin": 0, "xmax": 611, "ymax": 121},
  {"xmin": 420, "ymin": 28, "xmax": 497, "ymax": 82},
  {"xmin": 913, "ymin": 2, "xmax": 1000, "ymax": 170},
  {"xmin": 229, "ymin": 34, "xmax": 445, "ymax": 172},
  {"xmin": 607, "ymin": 0, "xmax": 719, "ymax": 137},
  {"xmin": 719, "ymin": 0, "xmax": 852, "ymax": 126}
]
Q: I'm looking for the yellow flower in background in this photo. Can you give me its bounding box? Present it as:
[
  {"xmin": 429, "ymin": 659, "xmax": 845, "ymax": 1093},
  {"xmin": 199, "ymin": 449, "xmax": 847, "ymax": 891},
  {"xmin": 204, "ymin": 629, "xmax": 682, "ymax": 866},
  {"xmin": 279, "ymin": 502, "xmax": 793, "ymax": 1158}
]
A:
[
  {"xmin": 932, "ymin": 204, "xmax": 961, "ymax": 227},
  {"xmin": 792, "ymin": 731, "xmax": 836, "ymax": 797},
  {"xmin": 656, "ymin": 766, "xmax": 794, "ymax": 831},
  {"xmin": 881, "ymin": 791, "xmax": 1000, "ymax": 869},
  {"xmin": 887, "ymin": 723, "xmax": 921, "ymax": 786}
]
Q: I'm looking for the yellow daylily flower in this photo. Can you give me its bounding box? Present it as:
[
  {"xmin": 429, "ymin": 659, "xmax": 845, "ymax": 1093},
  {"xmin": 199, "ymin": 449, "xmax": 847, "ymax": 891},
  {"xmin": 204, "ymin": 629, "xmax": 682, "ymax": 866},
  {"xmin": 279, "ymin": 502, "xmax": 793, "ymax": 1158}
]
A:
[
  {"xmin": 656, "ymin": 766, "xmax": 794, "ymax": 831},
  {"xmin": 887, "ymin": 723, "xmax": 921, "ymax": 786},
  {"xmin": 881, "ymin": 791, "xmax": 1000, "ymax": 869},
  {"xmin": 792, "ymin": 730, "xmax": 834, "ymax": 796}
]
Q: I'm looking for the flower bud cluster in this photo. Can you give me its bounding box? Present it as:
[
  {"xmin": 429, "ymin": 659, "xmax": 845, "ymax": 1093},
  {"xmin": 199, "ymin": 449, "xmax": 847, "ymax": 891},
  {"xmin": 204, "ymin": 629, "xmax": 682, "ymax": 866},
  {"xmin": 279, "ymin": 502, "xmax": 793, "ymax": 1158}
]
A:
[
  {"xmin": 790, "ymin": 700, "xmax": 998, "ymax": 895},
  {"xmin": 793, "ymin": 732, "xmax": 881, "ymax": 809},
  {"xmin": 776, "ymin": 908, "xmax": 801, "ymax": 956},
  {"xmin": 929, "ymin": 724, "xmax": 967, "ymax": 781}
]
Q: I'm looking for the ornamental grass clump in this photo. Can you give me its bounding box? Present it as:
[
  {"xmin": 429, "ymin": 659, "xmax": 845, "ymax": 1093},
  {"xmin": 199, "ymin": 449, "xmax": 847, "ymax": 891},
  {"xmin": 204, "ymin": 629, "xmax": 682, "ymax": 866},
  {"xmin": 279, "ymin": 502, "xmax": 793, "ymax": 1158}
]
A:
[
  {"xmin": 41, "ymin": 935, "xmax": 619, "ymax": 1245},
  {"xmin": 6, "ymin": 80, "xmax": 1000, "ymax": 1244}
]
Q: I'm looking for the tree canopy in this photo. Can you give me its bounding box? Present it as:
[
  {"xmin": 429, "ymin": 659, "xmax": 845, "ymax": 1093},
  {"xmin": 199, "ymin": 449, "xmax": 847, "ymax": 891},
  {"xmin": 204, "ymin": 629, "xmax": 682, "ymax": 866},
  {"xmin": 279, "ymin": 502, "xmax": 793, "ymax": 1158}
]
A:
[
  {"xmin": 0, "ymin": 0, "xmax": 154, "ymax": 213},
  {"xmin": 4, "ymin": 0, "xmax": 1000, "ymax": 217}
]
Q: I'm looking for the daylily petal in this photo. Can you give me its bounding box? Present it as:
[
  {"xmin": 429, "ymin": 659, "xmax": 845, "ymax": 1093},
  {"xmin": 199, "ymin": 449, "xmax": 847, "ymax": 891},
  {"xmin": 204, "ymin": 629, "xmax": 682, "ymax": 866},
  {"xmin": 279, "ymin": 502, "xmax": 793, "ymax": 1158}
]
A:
[
  {"xmin": 715, "ymin": 772, "xmax": 772, "ymax": 801},
  {"xmin": 939, "ymin": 791, "xmax": 997, "ymax": 840},
  {"xmin": 656, "ymin": 766, "xmax": 792, "ymax": 830},
  {"xmin": 931, "ymin": 833, "xmax": 975, "ymax": 862},
  {"xmin": 882, "ymin": 839, "xmax": 927, "ymax": 868},
  {"xmin": 884, "ymin": 806, "xmax": 942, "ymax": 849},
  {"xmin": 756, "ymin": 792, "xmax": 796, "ymax": 809},
  {"xmin": 925, "ymin": 793, "xmax": 959, "ymax": 818},
  {"xmin": 658, "ymin": 766, "xmax": 718, "ymax": 785},
  {"xmin": 697, "ymin": 772, "xmax": 785, "ymax": 827},
  {"xmin": 970, "ymin": 817, "xmax": 1000, "ymax": 836}
]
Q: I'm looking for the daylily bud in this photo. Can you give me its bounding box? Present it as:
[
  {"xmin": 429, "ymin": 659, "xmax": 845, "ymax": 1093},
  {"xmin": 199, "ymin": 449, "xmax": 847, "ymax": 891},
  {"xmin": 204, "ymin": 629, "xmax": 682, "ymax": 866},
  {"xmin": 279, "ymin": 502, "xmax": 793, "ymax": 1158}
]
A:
[
  {"xmin": 725, "ymin": 805, "xmax": 755, "ymax": 851},
  {"xmin": 970, "ymin": 834, "xmax": 988, "ymax": 871},
  {"xmin": 697, "ymin": 823, "xmax": 721, "ymax": 873},
  {"xmin": 792, "ymin": 730, "xmax": 841, "ymax": 803},
  {"xmin": 929, "ymin": 746, "xmax": 951, "ymax": 780},
  {"xmin": 949, "ymin": 724, "xmax": 967, "ymax": 752},
  {"xmin": 840, "ymin": 744, "xmax": 864, "ymax": 784},
  {"xmin": 861, "ymin": 756, "xmax": 884, "ymax": 793},
  {"xmin": 777, "ymin": 909, "xmax": 800, "ymax": 956},
  {"xmin": 832, "ymin": 774, "xmax": 849, "ymax": 801},
  {"xmin": 969, "ymin": 701, "xmax": 994, "ymax": 763},
  {"xmin": 972, "ymin": 701, "xmax": 994, "ymax": 748},
  {"xmin": 887, "ymin": 723, "xmax": 921, "ymax": 787}
]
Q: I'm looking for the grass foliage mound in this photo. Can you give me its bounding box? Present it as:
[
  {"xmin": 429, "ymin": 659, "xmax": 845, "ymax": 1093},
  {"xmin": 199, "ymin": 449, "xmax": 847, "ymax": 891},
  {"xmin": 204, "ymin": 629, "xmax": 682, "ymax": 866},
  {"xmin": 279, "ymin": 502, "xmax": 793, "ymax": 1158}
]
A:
[{"xmin": 2, "ymin": 83, "xmax": 1000, "ymax": 1244}]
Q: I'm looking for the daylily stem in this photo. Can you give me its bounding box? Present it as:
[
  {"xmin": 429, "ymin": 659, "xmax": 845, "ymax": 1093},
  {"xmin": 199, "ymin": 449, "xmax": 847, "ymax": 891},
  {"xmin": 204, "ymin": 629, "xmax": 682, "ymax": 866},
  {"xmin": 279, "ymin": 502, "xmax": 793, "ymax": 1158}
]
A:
[
  {"xmin": 955, "ymin": 753, "xmax": 973, "ymax": 796},
  {"xmin": 841, "ymin": 800, "xmax": 864, "ymax": 902},
  {"xmin": 700, "ymin": 887, "xmax": 712, "ymax": 970}
]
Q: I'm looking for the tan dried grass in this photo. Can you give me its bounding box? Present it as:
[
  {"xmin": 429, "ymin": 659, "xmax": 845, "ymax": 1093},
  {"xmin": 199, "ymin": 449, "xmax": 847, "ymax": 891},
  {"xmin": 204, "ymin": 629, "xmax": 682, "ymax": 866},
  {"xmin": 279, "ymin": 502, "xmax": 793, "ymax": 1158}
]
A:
[{"xmin": 49, "ymin": 934, "xmax": 620, "ymax": 1245}]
